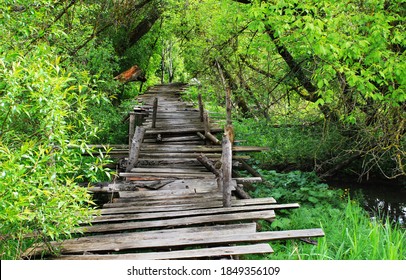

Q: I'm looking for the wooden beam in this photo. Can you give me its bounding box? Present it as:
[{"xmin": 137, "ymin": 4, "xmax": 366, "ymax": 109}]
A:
[
  {"xmin": 152, "ymin": 97, "xmax": 158, "ymax": 128},
  {"xmin": 126, "ymin": 126, "xmax": 146, "ymax": 172},
  {"xmin": 203, "ymin": 110, "xmax": 210, "ymax": 135},
  {"xmin": 198, "ymin": 93, "xmax": 204, "ymax": 122},
  {"xmin": 128, "ymin": 113, "xmax": 136, "ymax": 147},
  {"xmin": 222, "ymin": 134, "xmax": 232, "ymax": 207},
  {"xmin": 205, "ymin": 132, "xmax": 221, "ymax": 145}
]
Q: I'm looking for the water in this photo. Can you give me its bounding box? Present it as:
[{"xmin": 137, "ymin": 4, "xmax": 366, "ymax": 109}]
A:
[{"xmin": 327, "ymin": 179, "xmax": 406, "ymax": 225}]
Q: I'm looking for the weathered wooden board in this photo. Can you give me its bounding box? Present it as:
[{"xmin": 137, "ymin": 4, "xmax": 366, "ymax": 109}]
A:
[
  {"xmin": 143, "ymin": 135, "xmax": 202, "ymax": 142},
  {"xmin": 92, "ymin": 203, "xmax": 299, "ymax": 223},
  {"xmin": 104, "ymin": 195, "xmax": 227, "ymax": 208},
  {"xmin": 145, "ymin": 127, "xmax": 223, "ymax": 135},
  {"xmin": 26, "ymin": 223, "xmax": 257, "ymax": 257},
  {"xmin": 158, "ymin": 179, "xmax": 218, "ymax": 190},
  {"xmin": 120, "ymin": 172, "xmax": 216, "ymax": 179},
  {"xmin": 55, "ymin": 243, "xmax": 274, "ymax": 260},
  {"xmin": 100, "ymin": 197, "xmax": 277, "ymax": 213},
  {"xmin": 137, "ymin": 158, "xmax": 201, "ymax": 165},
  {"xmin": 140, "ymin": 145, "xmax": 269, "ymax": 153},
  {"xmin": 78, "ymin": 210, "xmax": 276, "ymax": 233},
  {"xmin": 129, "ymin": 167, "xmax": 211, "ymax": 174},
  {"xmin": 114, "ymin": 193, "xmax": 221, "ymax": 203},
  {"xmin": 32, "ymin": 228, "xmax": 323, "ymax": 255},
  {"xmin": 118, "ymin": 187, "xmax": 219, "ymax": 198}
]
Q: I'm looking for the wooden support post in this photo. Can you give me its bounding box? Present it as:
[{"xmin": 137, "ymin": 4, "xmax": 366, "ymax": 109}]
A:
[
  {"xmin": 222, "ymin": 134, "xmax": 232, "ymax": 207},
  {"xmin": 126, "ymin": 126, "xmax": 146, "ymax": 172},
  {"xmin": 203, "ymin": 111, "xmax": 210, "ymax": 135},
  {"xmin": 198, "ymin": 93, "xmax": 204, "ymax": 122},
  {"xmin": 128, "ymin": 112, "xmax": 136, "ymax": 147},
  {"xmin": 134, "ymin": 107, "xmax": 147, "ymax": 127},
  {"xmin": 152, "ymin": 97, "xmax": 158, "ymax": 128}
]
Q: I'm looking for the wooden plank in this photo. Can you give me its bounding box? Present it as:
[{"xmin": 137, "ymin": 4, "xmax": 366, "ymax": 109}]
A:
[
  {"xmin": 92, "ymin": 203, "xmax": 299, "ymax": 223},
  {"xmin": 32, "ymin": 228, "xmax": 324, "ymax": 255},
  {"xmin": 143, "ymin": 135, "xmax": 202, "ymax": 142},
  {"xmin": 158, "ymin": 179, "xmax": 218, "ymax": 190},
  {"xmin": 145, "ymin": 127, "xmax": 223, "ymax": 135},
  {"xmin": 105, "ymin": 194, "xmax": 227, "ymax": 208},
  {"xmin": 112, "ymin": 193, "xmax": 226, "ymax": 204},
  {"xmin": 235, "ymin": 177, "xmax": 263, "ymax": 183},
  {"xmin": 129, "ymin": 167, "xmax": 211, "ymax": 174},
  {"xmin": 139, "ymin": 152, "xmax": 224, "ymax": 158},
  {"xmin": 138, "ymin": 155, "xmax": 251, "ymax": 160},
  {"xmin": 118, "ymin": 187, "xmax": 219, "ymax": 198},
  {"xmin": 26, "ymin": 223, "xmax": 258, "ymax": 256},
  {"xmin": 56, "ymin": 244, "xmax": 274, "ymax": 260},
  {"xmin": 81, "ymin": 223, "xmax": 258, "ymax": 241},
  {"xmin": 101, "ymin": 197, "xmax": 278, "ymax": 213},
  {"xmin": 120, "ymin": 172, "xmax": 216, "ymax": 179},
  {"xmin": 140, "ymin": 145, "xmax": 269, "ymax": 153},
  {"xmin": 137, "ymin": 158, "xmax": 201, "ymax": 165},
  {"xmin": 78, "ymin": 210, "xmax": 276, "ymax": 233}
]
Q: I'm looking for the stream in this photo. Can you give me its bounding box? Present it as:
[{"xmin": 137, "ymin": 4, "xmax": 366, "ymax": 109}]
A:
[{"xmin": 327, "ymin": 179, "xmax": 406, "ymax": 226}]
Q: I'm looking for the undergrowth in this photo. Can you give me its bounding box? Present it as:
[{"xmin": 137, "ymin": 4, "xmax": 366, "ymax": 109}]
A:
[{"xmin": 243, "ymin": 170, "xmax": 406, "ymax": 260}]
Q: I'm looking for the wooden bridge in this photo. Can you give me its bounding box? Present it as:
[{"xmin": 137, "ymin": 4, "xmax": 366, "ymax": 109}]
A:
[{"xmin": 26, "ymin": 83, "xmax": 324, "ymax": 260}]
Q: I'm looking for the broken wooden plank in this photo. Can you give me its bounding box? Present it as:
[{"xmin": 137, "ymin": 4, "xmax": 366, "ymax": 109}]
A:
[
  {"xmin": 92, "ymin": 203, "xmax": 299, "ymax": 223},
  {"xmin": 26, "ymin": 223, "xmax": 257, "ymax": 257},
  {"xmin": 143, "ymin": 135, "xmax": 202, "ymax": 142},
  {"xmin": 140, "ymin": 145, "xmax": 269, "ymax": 153},
  {"xmin": 55, "ymin": 243, "xmax": 274, "ymax": 260},
  {"xmin": 235, "ymin": 177, "xmax": 263, "ymax": 183},
  {"xmin": 120, "ymin": 172, "xmax": 216, "ymax": 179},
  {"xmin": 30, "ymin": 228, "xmax": 324, "ymax": 255},
  {"xmin": 87, "ymin": 180, "xmax": 175, "ymax": 193},
  {"xmin": 101, "ymin": 197, "xmax": 278, "ymax": 213},
  {"xmin": 145, "ymin": 127, "xmax": 223, "ymax": 135},
  {"xmin": 78, "ymin": 210, "xmax": 276, "ymax": 233},
  {"xmin": 129, "ymin": 167, "xmax": 210, "ymax": 174},
  {"xmin": 118, "ymin": 187, "xmax": 219, "ymax": 198},
  {"xmin": 106, "ymin": 194, "xmax": 227, "ymax": 208}
]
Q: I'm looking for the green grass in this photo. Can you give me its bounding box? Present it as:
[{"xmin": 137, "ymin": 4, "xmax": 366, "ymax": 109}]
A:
[{"xmin": 243, "ymin": 171, "xmax": 406, "ymax": 260}]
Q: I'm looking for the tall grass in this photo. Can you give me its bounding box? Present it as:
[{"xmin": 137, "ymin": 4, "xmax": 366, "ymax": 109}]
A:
[{"xmin": 253, "ymin": 199, "xmax": 406, "ymax": 260}]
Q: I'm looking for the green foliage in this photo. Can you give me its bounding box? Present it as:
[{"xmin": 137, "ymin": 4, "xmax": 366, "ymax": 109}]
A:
[
  {"xmin": 251, "ymin": 170, "xmax": 343, "ymax": 209},
  {"xmin": 0, "ymin": 49, "xmax": 108, "ymax": 259},
  {"xmin": 0, "ymin": 2, "xmax": 116, "ymax": 259},
  {"xmin": 263, "ymin": 200, "xmax": 406, "ymax": 260},
  {"xmin": 245, "ymin": 170, "xmax": 405, "ymax": 260},
  {"xmin": 234, "ymin": 118, "xmax": 345, "ymax": 170}
]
